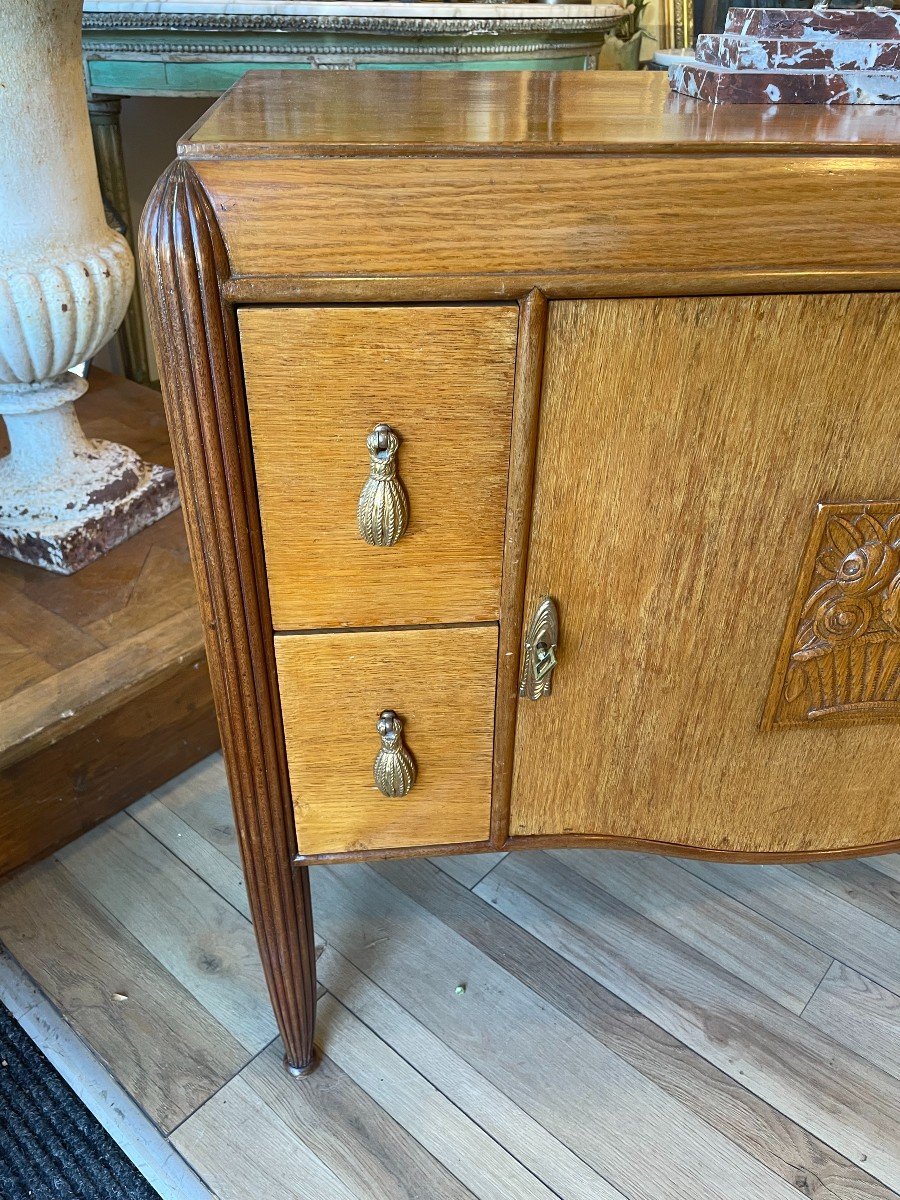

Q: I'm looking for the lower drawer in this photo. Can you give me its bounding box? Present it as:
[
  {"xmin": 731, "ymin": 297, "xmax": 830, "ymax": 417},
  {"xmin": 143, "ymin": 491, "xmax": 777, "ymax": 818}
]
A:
[{"xmin": 275, "ymin": 625, "xmax": 497, "ymax": 857}]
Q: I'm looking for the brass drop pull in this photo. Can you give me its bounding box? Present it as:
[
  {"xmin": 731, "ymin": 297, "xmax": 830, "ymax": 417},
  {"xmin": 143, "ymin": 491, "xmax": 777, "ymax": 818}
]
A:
[
  {"xmin": 358, "ymin": 423, "xmax": 409, "ymax": 547},
  {"xmin": 519, "ymin": 596, "xmax": 559, "ymax": 701},
  {"xmin": 373, "ymin": 710, "xmax": 417, "ymax": 797}
]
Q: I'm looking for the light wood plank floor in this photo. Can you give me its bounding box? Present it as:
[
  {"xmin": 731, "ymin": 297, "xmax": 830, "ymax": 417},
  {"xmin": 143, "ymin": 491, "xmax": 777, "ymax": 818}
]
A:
[{"xmin": 1, "ymin": 752, "xmax": 899, "ymax": 1200}]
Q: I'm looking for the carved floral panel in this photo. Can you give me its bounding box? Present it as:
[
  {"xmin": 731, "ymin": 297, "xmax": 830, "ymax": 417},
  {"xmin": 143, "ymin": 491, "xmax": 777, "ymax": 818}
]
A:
[{"xmin": 764, "ymin": 501, "xmax": 900, "ymax": 729}]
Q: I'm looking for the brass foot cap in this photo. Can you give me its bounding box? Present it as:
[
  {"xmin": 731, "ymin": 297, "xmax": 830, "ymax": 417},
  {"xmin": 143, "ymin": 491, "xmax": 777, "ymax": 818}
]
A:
[{"xmin": 283, "ymin": 1048, "xmax": 319, "ymax": 1077}]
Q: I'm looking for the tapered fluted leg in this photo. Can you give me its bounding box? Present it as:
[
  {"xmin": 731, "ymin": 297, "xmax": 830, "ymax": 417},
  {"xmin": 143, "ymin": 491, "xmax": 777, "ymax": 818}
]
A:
[
  {"xmin": 278, "ymin": 864, "xmax": 318, "ymax": 1075},
  {"xmin": 141, "ymin": 161, "xmax": 320, "ymax": 1074}
]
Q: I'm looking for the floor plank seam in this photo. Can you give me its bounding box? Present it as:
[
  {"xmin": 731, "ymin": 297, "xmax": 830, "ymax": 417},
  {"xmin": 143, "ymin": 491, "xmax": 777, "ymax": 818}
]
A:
[
  {"xmin": 322, "ymin": 956, "xmax": 605, "ymax": 1200},
  {"xmin": 469, "ymin": 855, "xmax": 508, "ymax": 891},
  {"xmin": 796, "ymin": 963, "xmax": 836, "ymax": 1020},
  {"xmin": 472, "ymin": 858, "xmax": 900, "ymax": 1192},
  {"xmin": 166, "ymin": 1033, "xmax": 283, "ymax": 1138},
  {"xmin": 668, "ymin": 857, "xmax": 900, "ymax": 981},
  {"xmin": 122, "ymin": 808, "xmax": 255, "ymax": 929}
]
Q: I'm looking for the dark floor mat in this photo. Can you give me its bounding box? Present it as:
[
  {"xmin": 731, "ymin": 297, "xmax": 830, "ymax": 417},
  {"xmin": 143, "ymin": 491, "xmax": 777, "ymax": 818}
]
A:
[{"xmin": 0, "ymin": 1001, "xmax": 160, "ymax": 1200}]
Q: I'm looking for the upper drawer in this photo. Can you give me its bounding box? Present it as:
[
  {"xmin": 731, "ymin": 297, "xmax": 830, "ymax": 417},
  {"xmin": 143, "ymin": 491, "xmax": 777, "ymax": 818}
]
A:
[{"xmin": 239, "ymin": 305, "xmax": 518, "ymax": 630}]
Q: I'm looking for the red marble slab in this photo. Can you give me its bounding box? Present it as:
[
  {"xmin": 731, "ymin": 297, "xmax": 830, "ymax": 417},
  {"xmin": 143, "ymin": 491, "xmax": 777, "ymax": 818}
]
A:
[
  {"xmin": 725, "ymin": 7, "xmax": 900, "ymax": 40},
  {"xmin": 697, "ymin": 32, "xmax": 900, "ymax": 70},
  {"xmin": 670, "ymin": 60, "xmax": 900, "ymax": 103}
]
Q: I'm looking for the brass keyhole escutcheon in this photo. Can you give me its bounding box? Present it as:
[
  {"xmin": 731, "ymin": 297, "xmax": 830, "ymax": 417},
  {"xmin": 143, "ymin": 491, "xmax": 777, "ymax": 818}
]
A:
[{"xmin": 519, "ymin": 597, "xmax": 559, "ymax": 701}]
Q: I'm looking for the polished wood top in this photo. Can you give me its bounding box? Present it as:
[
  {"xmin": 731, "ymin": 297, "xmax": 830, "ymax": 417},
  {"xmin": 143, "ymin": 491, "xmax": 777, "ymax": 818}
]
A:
[{"xmin": 181, "ymin": 69, "xmax": 900, "ymax": 158}]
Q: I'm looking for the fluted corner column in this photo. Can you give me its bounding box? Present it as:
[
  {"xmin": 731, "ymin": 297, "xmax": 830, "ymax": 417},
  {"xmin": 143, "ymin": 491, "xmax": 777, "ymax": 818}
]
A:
[{"xmin": 0, "ymin": 0, "xmax": 178, "ymax": 574}]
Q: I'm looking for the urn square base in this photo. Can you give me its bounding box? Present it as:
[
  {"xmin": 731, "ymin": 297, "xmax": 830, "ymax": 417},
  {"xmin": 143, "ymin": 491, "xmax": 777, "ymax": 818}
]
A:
[{"xmin": 0, "ymin": 453, "xmax": 180, "ymax": 574}]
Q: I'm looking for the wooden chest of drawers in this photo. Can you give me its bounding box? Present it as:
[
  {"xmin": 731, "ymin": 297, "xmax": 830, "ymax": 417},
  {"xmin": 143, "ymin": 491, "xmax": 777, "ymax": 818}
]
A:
[{"xmin": 142, "ymin": 69, "xmax": 900, "ymax": 1074}]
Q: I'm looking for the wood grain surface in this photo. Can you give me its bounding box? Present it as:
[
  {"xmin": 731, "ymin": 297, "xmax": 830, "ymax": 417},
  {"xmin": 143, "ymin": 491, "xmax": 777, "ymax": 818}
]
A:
[
  {"xmin": 384, "ymin": 853, "xmax": 896, "ymax": 1200},
  {"xmin": 314, "ymin": 859, "xmax": 847, "ymax": 1200},
  {"xmin": 206, "ymin": 1032, "xmax": 474, "ymax": 1199},
  {"xmin": 4, "ymin": 757, "xmax": 900, "ymax": 1199},
  {"xmin": 141, "ymin": 161, "xmax": 317, "ymax": 1073},
  {"xmin": 510, "ymin": 293, "xmax": 900, "ymax": 855},
  {"xmin": 196, "ymin": 155, "xmax": 900, "ymax": 288},
  {"xmin": 275, "ymin": 625, "xmax": 498, "ymax": 856},
  {"xmin": 239, "ymin": 305, "xmax": 517, "ymax": 630},
  {"xmin": 802, "ymin": 961, "xmax": 900, "ymax": 1081},
  {"xmin": 0, "ymin": 369, "xmax": 217, "ymax": 881},
  {"xmin": 181, "ymin": 70, "xmax": 900, "ymax": 159},
  {"xmin": 472, "ymin": 850, "xmax": 900, "ymax": 1194},
  {"xmin": 492, "ymin": 290, "xmax": 547, "ymax": 847},
  {"xmin": 57, "ymin": 814, "xmax": 277, "ymax": 1052},
  {"xmin": 0, "ymin": 856, "xmax": 250, "ymax": 1133}
]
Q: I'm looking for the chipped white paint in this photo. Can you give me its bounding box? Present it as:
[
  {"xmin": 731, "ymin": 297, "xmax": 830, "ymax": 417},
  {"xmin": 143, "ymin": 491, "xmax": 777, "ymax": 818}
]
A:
[{"xmin": 0, "ymin": 0, "xmax": 178, "ymax": 573}]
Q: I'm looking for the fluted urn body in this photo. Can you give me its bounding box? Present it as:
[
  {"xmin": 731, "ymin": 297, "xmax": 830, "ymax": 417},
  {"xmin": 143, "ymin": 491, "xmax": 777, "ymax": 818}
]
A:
[{"xmin": 0, "ymin": 0, "xmax": 177, "ymax": 572}]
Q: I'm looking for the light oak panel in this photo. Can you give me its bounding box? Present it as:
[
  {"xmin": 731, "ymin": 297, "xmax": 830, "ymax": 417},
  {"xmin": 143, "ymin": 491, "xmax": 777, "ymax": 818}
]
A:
[
  {"xmin": 275, "ymin": 626, "xmax": 497, "ymax": 855},
  {"xmin": 197, "ymin": 156, "xmax": 900, "ymax": 285},
  {"xmin": 240, "ymin": 305, "xmax": 517, "ymax": 630},
  {"xmin": 183, "ymin": 70, "xmax": 900, "ymax": 159},
  {"xmin": 511, "ymin": 293, "xmax": 900, "ymax": 855}
]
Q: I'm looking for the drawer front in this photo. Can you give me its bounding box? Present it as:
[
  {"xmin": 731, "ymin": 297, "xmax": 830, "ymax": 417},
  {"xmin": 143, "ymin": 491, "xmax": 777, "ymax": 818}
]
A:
[
  {"xmin": 240, "ymin": 305, "xmax": 518, "ymax": 630},
  {"xmin": 276, "ymin": 625, "xmax": 497, "ymax": 856}
]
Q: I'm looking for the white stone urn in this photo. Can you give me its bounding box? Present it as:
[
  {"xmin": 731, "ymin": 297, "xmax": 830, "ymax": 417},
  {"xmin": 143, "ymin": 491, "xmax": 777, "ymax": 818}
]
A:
[{"xmin": 0, "ymin": 0, "xmax": 178, "ymax": 573}]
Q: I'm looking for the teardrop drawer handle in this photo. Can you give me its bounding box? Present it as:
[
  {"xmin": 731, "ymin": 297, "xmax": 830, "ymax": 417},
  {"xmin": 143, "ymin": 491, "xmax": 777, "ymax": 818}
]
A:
[
  {"xmin": 373, "ymin": 710, "xmax": 417, "ymax": 797},
  {"xmin": 358, "ymin": 423, "xmax": 409, "ymax": 547}
]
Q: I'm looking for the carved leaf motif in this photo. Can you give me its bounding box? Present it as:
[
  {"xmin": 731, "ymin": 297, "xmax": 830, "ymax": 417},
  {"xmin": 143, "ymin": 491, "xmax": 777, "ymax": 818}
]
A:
[
  {"xmin": 765, "ymin": 501, "xmax": 900, "ymax": 729},
  {"xmin": 856, "ymin": 513, "xmax": 888, "ymax": 543},
  {"xmin": 826, "ymin": 516, "xmax": 864, "ymax": 555},
  {"xmin": 784, "ymin": 665, "xmax": 806, "ymax": 703}
]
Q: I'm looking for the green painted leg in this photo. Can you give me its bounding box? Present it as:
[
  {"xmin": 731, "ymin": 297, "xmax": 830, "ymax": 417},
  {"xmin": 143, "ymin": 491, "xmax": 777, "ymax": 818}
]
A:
[{"xmin": 88, "ymin": 96, "xmax": 150, "ymax": 385}]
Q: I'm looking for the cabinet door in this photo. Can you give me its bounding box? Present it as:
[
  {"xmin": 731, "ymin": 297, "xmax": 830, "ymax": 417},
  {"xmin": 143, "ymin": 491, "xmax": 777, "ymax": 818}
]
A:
[{"xmin": 510, "ymin": 294, "xmax": 900, "ymax": 856}]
